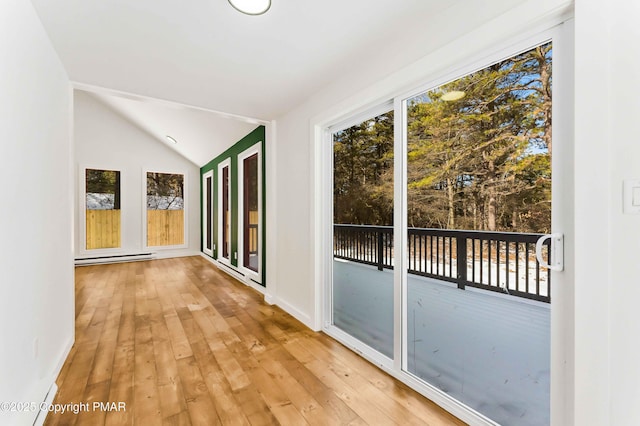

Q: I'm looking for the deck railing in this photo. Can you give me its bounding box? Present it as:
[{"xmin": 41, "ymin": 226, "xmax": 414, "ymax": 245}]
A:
[{"xmin": 334, "ymin": 224, "xmax": 551, "ymax": 303}]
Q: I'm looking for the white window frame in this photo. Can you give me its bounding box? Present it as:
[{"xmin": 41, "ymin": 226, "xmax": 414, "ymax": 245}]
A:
[
  {"xmin": 142, "ymin": 169, "xmax": 188, "ymax": 250},
  {"xmin": 79, "ymin": 164, "xmax": 125, "ymax": 256},
  {"xmin": 237, "ymin": 143, "xmax": 263, "ymax": 284},
  {"xmin": 202, "ymin": 170, "xmax": 214, "ymax": 257},
  {"xmin": 217, "ymin": 159, "xmax": 232, "ymax": 266},
  {"xmin": 325, "ymin": 104, "xmax": 395, "ymax": 371},
  {"xmin": 316, "ymin": 20, "xmax": 573, "ymax": 426}
]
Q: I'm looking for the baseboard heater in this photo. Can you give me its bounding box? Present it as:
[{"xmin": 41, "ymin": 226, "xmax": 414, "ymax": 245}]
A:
[{"xmin": 75, "ymin": 252, "xmax": 156, "ymax": 266}]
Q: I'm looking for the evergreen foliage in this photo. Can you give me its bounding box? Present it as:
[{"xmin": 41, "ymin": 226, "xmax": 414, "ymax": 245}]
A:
[{"xmin": 333, "ymin": 43, "xmax": 552, "ymax": 233}]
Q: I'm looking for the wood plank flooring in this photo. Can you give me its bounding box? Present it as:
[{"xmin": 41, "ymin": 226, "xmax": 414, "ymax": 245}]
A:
[{"xmin": 45, "ymin": 256, "xmax": 465, "ymax": 425}]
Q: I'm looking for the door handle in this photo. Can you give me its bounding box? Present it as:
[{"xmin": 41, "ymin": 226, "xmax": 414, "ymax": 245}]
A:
[{"xmin": 535, "ymin": 233, "xmax": 564, "ymax": 272}]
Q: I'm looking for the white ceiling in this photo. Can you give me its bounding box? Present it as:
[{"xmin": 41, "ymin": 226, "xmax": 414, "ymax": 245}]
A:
[
  {"xmin": 31, "ymin": 0, "xmax": 527, "ymax": 166},
  {"xmin": 31, "ymin": 0, "xmax": 458, "ymax": 120}
]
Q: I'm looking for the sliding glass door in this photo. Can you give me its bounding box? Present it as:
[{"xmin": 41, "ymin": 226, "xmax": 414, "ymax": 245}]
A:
[{"xmin": 326, "ymin": 35, "xmax": 566, "ymax": 425}]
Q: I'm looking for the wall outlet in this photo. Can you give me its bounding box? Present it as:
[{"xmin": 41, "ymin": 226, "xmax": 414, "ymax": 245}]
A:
[{"xmin": 234, "ymin": 252, "xmax": 238, "ymax": 259}]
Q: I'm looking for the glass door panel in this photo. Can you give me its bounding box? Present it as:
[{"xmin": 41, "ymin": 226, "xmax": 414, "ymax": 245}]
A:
[
  {"xmin": 203, "ymin": 173, "xmax": 213, "ymax": 255},
  {"xmin": 404, "ymin": 43, "xmax": 552, "ymax": 425},
  {"xmin": 243, "ymin": 153, "xmax": 259, "ymax": 272},
  {"xmin": 221, "ymin": 165, "xmax": 230, "ymax": 259},
  {"xmin": 332, "ymin": 109, "xmax": 394, "ymax": 358}
]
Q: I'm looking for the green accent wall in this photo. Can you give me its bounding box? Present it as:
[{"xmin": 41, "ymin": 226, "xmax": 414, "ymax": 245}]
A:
[{"xmin": 200, "ymin": 126, "xmax": 266, "ymax": 286}]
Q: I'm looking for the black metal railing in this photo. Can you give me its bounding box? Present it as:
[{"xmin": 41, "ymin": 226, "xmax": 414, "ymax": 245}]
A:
[
  {"xmin": 334, "ymin": 225, "xmax": 394, "ymax": 270},
  {"xmin": 334, "ymin": 224, "xmax": 551, "ymax": 303}
]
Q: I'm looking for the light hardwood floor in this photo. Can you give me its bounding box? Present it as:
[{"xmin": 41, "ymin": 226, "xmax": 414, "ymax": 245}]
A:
[{"xmin": 45, "ymin": 256, "xmax": 465, "ymax": 425}]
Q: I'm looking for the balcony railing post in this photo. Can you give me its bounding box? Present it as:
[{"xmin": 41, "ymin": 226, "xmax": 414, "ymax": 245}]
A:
[
  {"xmin": 456, "ymin": 236, "xmax": 467, "ymax": 290},
  {"xmin": 377, "ymin": 231, "xmax": 384, "ymax": 271}
]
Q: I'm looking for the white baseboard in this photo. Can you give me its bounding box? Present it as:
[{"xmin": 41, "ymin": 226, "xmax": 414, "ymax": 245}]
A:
[
  {"xmin": 244, "ymin": 279, "xmax": 265, "ymax": 295},
  {"xmin": 264, "ymin": 293, "xmax": 276, "ymax": 305},
  {"xmin": 199, "ymin": 253, "xmax": 266, "ymax": 294},
  {"xmin": 199, "ymin": 253, "xmax": 313, "ymax": 330},
  {"xmin": 154, "ymin": 250, "xmax": 200, "ymax": 259},
  {"xmin": 214, "ymin": 259, "xmax": 246, "ymax": 281},
  {"xmin": 32, "ymin": 383, "xmax": 58, "ymax": 426},
  {"xmin": 35, "ymin": 336, "xmax": 73, "ymax": 425},
  {"xmin": 271, "ymin": 297, "xmax": 315, "ymax": 330},
  {"xmin": 10, "ymin": 336, "xmax": 73, "ymax": 426}
]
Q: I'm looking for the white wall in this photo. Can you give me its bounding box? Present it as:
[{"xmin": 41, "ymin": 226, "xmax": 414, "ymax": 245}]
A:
[
  {"xmin": 573, "ymin": 1, "xmax": 610, "ymax": 424},
  {"xmin": 74, "ymin": 90, "xmax": 200, "ymax": 259},
  {"xmin": 0, "ymin": 1, "xmax": 73, "ymax": 425},
  {"xmin": 572, "ymin": 0, "xmax": 640, "ymax": 424},
  {"xmin": 603, "ymin": 0, "xmax": 640, "ymax": 424}
]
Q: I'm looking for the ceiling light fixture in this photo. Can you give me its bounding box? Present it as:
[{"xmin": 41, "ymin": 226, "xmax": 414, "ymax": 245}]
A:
[
  {"xmin": 228, "ymin": 0, "xmax": 271, "ymax": 15},
  {"xmin": 441, "ymin": 91, "xmax": 466, "ymax": 101},
  {"xmin": 166, "ymin": 135, "xmax": 178, "ymax": 144}
]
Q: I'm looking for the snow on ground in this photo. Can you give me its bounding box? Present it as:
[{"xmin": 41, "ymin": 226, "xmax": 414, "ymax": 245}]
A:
[
  {"xmin": 337, "ymin": 247, "xmax": 550, "ymax": 298},
  {"xmin": 147, "ymin": 195, "xmax": 183, "ymax": 210},
  {"xmin": 85, "ymin": 193, "xmax": 184, "ymax": 210},
  {"xmin": 86, "ymin": 193, "xmax": 114, "ymax": 210}
]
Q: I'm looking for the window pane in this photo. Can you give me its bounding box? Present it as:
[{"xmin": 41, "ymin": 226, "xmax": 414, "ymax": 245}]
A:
[
  {"xmin": 243, "ymin": 154, "xmax": 259, "ymax": 271},
  {"xmin": 146, "ymin": 172, "xmax": 184, "ymax": 246},
  {"xmin": 405, "ymin": 42, "xmax": 552, "ymax": 425},
  {"xmin": 332, "ymin": 109, "xmax": 394, "ymax": 358},
  {"xmin": 222, "ymin": 166, "xmax": 230, "ymax": 258},
  {"xmin": 86, "ymin": 169, "xmax": 121, "ymax": 249},
  {"xmin": 206, "ymin": 176, "xmax": 212, "ymax": 251}
]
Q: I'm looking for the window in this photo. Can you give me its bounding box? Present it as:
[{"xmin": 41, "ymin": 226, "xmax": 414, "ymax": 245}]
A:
[
  {"xmin": 218, "ymin": 160, "xmax": 231, "ymax": 263},
  {"xmin": 238, "ymin": 144, "xmax": 262, "ymax": 280},
  {"xmin": 85, "ymin": 168, "xmax": 121, "ymax": 250},
  {"xmin": 203, "ymin": 171, "xmax": 213, "ymax": 256},
  {"xmin": 146, "ymin": 172, "xmax": 185, "ymax": 247},
  {"xmin": 243, "ymin": 154, "xmax": 259, "ymax": 271}
]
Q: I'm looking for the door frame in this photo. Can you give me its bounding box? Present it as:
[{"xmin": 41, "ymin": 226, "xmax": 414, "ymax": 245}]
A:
[{"xmin": 237, "ymin": 142, "xmax": 263, "ymax": 284}]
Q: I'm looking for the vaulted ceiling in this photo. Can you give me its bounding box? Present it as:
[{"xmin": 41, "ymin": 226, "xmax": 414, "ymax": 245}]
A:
[
  {"xmin": 84, "ymin": 90, "xmax": 260, "ymax": 166},
  {"xmin": 31, "ymin": 0, "xmax": 462, "ymax": 120},
  {"xmin": 30, "ymin": 0, "xmax": 523, "ymax": 165}
]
